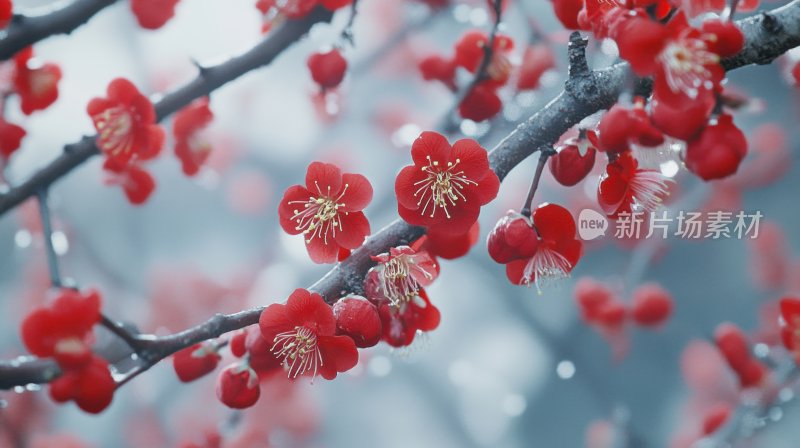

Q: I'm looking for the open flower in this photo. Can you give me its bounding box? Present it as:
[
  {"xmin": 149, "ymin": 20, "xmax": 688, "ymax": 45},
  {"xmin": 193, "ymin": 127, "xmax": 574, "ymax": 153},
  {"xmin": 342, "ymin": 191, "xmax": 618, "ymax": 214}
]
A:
[
  {"xmin": 395, "ymin": 131, "xmax": 499, "ymax": 234},
  {"xmin": 49, "ymin": 355, "xmax": 115, "ymax": 414},
  {"xmin": 454, "ymin": 30, "xmax": 515, "ymax": 85},
  {"xmin": 21, "ymin": 289, "xmax": 102, "ymax": 370},
  {"xmin": 278, "ymin": 162, "xmax": 373, "ymax": 264},
  {"xmin": 130, "ymin": 0, "xmax": 180, "ymax": 30},
  {"xmin": 367, "ymin": 246, "xmax": 438, "ymax": 307},
  {"xmin": 504, "ymin": 203, "xmax": 583, "ymax": 292},
  {"xmin": 87, "ymin": 78, "xmax": 165, "ymax": 169},
  {"xmin": 13, "ymin": 47, "xmax": 62, "ymax": 115},
  {"xmin": 103, "ymin": 160, "xmax": 156, "ymax": 205},
  {"xmin": 173, "ymin": 97, "xmax": 214, "ymax": 176},
  {"xmin": 375, "ymin": 288, "xmax": 441, "ymax": 348},
  {"xmin": 258, "ymin": 289, "xmax": 359, "ymax": 380},
  {"xmin": 597, "ymin": 152, "xmax": 672, "ymax": 218},
  {"xmin": 0, "ymin": 117, "xmax": 25, "ymax": 161}
]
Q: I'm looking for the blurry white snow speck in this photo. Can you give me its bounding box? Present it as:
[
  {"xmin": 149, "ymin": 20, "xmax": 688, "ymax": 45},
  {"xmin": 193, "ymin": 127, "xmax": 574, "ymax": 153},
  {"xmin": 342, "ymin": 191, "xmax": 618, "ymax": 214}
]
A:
[
  {"xmin": 660, "ymin": 160, "xmax": 680, "ymax": 177},
  {"xmin": 15, "ymin": 230, "xmax": 32, "ymax": 248},
  {"xmin": 502, "ymin": 394, "xmax": 527, "ymax": 417},
  {"xmin": 52, "ymin": 231, "xmax": 69, "ymax": 255},
  {"xmin": 392, "ymin": 123, "xmax": 422, "ymax": 147},
  {"xmin": 556, "ymin": 360, "xmax": 575, "ymax": 379},
  {"xmin": 469, "ymin": 7, "xmax": 488, "ymax": 26}
]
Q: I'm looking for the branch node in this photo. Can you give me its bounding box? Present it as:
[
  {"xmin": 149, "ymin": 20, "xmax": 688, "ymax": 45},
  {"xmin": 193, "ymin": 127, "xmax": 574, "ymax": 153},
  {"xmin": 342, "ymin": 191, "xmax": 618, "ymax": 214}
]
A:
[
  {"xmin": 10, "ymin": 14, "xmax": 25, "ymax": 26},
  {"xmin": 191, "ymin": 58, "xmax": 210, "ymax": 77},
  {"xmin": 567, "ymin": 32, "xmax": 590, "ymax": 79},
  {"xmin": 761, "ymin": 11, "xmax": 782, "ymax": 33}
]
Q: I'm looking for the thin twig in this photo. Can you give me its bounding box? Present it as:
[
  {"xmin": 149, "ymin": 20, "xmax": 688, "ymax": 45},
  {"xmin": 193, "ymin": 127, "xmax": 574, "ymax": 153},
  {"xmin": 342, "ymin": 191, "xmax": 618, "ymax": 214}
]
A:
[
  {"xmin": 0, "ymin": 0, "xmax": 119, "ymax": 60},
  {"xmin": 339, "ymin": 0, "xmax": 360, "ymax": 46},
  {"xmin": 439, "ymin": 0, "xmax": 504, "ymax": 132},
  {"xmin": 520, "ymin": 147, "xmax": 554, "ymax": 216},
  {"xmin": 36, "ymin": 188, "xmax": 62, "ymax": 288},
  {"xmin": 99, "ymin": 314, "xmax": 141, "ymax": 351}
]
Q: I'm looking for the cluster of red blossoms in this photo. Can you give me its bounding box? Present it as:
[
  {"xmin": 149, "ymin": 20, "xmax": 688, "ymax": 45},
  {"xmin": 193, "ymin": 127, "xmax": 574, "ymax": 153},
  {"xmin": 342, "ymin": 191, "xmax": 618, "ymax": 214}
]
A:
[
  {"xmin": 419, "ymin": 30, "xmax": 556, "ymax": 122},
  {"xmin": 574, "ymin": 279, "xmax": 673, "ymax": 359},
  {"xmin": 551, "ymin": 0, "xmax": 752, "ymax": 185},
  {"xmin": 205, "ymin": 243, "xmax": 444, "ymax": 408},
  {"xmin": 20, "ymin": 289, "xmax": 116, "ymax": 413},
  {"xmin": 172, "ymin": 288, "xmax": 383, "ymax": 409},
  {"xmin": 0, "ymin": 47, "xmax": 62, "ymax": 164},
  {"xmin": 130, "ymin": 0, "xmax": 181, "ymax": 30},
  {"xmin": 488, "ymin": 203, "xmax": 583, "ymax": 292},
  {"xmin": 714, "ymin": 322, "xmax": 769, "ymax": 388},
  {"xmin": 88, "ymin": 78, "xmax": 216, "ymax": 204},
  {"xmin": 256, "ymin": 0, "xmax": 351, "ymax": 31}
]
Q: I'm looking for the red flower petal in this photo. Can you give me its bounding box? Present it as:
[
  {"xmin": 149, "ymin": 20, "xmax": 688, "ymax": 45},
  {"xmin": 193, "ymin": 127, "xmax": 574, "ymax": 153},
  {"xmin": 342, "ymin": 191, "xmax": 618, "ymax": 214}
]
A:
[
  {"xmin": 305, "ymin": 161, "xmax": 342, "ymax": 195},
  {"xmin": 338, "ymin": 173, "xmax": 373, "ymax": 212},
  {"xmin": 317, "ymin": 335, "xmax": 359, "ymax": 380},
  {"xmin": 285, "ymin": 289, "xmax": 336, "ymax": 336},
  {"xmin": 334, "ymin": 211, "xmax": 370, "ymax": 249}
]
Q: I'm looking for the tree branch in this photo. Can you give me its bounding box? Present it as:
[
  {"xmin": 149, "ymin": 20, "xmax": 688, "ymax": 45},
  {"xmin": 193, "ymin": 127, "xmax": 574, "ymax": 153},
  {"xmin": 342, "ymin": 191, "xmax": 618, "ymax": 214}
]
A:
[
  {"xmin": 1, "ymin": 0, "xmax": 799, "ymax": 391},
  {"xmin": 0, "ymin": 0, "xmax": 120, "ymax": 60},
  {"xmin": 0, "ymin": 7, "xmax": 334, "ymax": 216}
]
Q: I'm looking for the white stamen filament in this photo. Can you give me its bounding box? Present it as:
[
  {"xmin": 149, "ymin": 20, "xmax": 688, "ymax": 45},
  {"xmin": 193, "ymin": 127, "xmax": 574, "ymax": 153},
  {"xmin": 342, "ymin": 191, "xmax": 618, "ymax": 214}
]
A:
[
  {"xmin": 93, "ymin": 106, "xmax": 134, "ymax": 157},
  {"xmin": 629, "ymin": 170, "xmax": 673, "ymax": 212},
  {"xmin": 413, "ymin": 156, "xmax": 477, "ymax": 219},
  {"xmin": 521, "ymin": 247, "xmax": 572, "ymax": 295},
  {"xmin": 288, "ymin": 182, "xmax": 349, "ymax": 244},
  {"xmin": 380, "ymin": 254, "xmax": 434, "ymax": 307},
  {"xmin": 658, "ymin": 37, "xmax": 719, "ymax": 99},
  {"xmin": 271, "ymin": 326, "xmax": 323, "ymax": 379}
]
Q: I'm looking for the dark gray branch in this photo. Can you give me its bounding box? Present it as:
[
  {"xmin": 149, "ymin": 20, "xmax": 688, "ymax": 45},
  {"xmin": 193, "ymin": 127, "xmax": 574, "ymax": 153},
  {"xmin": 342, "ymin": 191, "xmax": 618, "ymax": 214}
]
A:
[
  {"xmin": 0, "ymin": 0, "xmax": 120, "ymax": 60},
  {"xmin": 0, "ymin": 7, "xmax": 334, "ymax": 217},
  {"xmin": 1, "ymin": 0, "xmax": 799, "ymax": 391}
]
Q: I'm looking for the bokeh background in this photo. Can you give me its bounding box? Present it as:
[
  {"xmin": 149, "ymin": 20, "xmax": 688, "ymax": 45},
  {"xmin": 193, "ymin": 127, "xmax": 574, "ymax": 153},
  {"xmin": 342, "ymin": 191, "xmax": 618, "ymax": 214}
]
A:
[{"xmin": 1, "ymin": 0, "xmax": 800, "ymax": 446}]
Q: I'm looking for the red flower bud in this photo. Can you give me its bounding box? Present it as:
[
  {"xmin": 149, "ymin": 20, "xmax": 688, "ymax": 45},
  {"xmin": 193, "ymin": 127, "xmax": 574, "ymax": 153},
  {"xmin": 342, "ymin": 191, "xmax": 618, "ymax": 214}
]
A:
[
  {"xmin": 487, "ymin": 211, "xmax": 539, "ymax": 264},
  {"xmin": 595, "ymin": 300, "xmax": 627, "ymax": 328},
  {"xmin": 630, "ymin": 283, "xmax": 673, "ymax": 327},
  {"xmin": 574, "ymin": 278, "xmax": 616, "ymax": 323},
  {"xmin": 334, "ymin": 296, "xmax": 382, "ymax": 348},
  {"xmin": 549, "ymin": 133, "xmax": 597, "ymax": 186},
  {"xmin": 216, "ymin": 363, "xmax": 261, "ymax": 409},
  {"xmin": 419, "ymin": 55, "xmax": 457, "ymax": 90},
  {"xmin": 230, "ymin": 330, "xmax": 248, "ymax": 358},
  {"xmin": 172, "ymin": 342, "xmax": 221, "ymax": 383},
  {"xmin": 685, "ymin": 114, "xmax": 748, "ymax": 181},
  {"xmin": 307, "ymin": 48, "xmax": 348, "ymax": 90},
  {"xmin": 714, "ymin": 323, "xmax": 751, "ymax": 371},
  {"xmin": 458, "ymin": 83, "xmax": 502, "ymax": 122},
  {"xmin": 701, "ymin": 403, "xmax": 732, "ymax": 435}
]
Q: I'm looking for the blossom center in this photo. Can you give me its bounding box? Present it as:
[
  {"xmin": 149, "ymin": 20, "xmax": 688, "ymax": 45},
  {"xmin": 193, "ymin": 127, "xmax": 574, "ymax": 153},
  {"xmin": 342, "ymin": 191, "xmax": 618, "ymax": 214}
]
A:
[
  {"xmin": 271, "ymin": 325, "xmax": 323, "ymax": 379},
  {"xmin": 94, "ymin": 106, "xmax": 134, "ymax": 156},
  {"xmin": 659, "ymin": 38, "xmax": 719, "ymax": 99},
  {"xmin": 488, "ymin": 53, "xmax": 512, "ymax": 81},
  {"xmin": 413, "ymin": 156, "xmax": 477, "ymax": 219},
  {"xmin": 54, "ymin": 337, "xmax": 88, "ymax": 355},
  {"xmin": 289, "ymin": 182, "xmax": 349, "ymax": 243},
  {"xmin": 380, "ymin": 255, "xmax": 429, "ymax": 306},
  {"xmin": 30, "ymin": 70, "xmax": 57, "ymax": 97}
]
